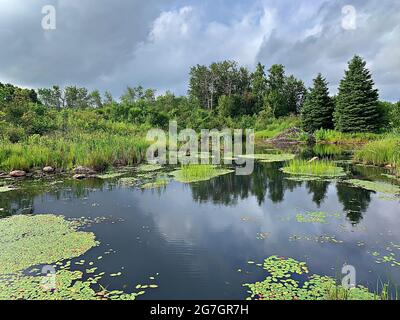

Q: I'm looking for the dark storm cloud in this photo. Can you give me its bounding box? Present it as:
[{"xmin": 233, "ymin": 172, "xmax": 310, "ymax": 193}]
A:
[
  {"xmin": 0, "ymin": 0, "xmax": 170, "ymax": 91},
  {"xmin": 0, "ymin": 0, "xmax": 399, "ymax": 101},
  {"xmin": 256, "ymin": 0, "xmax": 400, "ymax": 101}
]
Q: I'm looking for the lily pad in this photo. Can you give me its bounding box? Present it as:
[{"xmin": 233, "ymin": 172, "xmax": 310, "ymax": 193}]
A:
[
  {"xmin": 0, "ymin": 214, "xmax": 98, "ymax": 275},
  {"xmin": 172, "ymin": 165, "xmax": 234, "ymax": 183},
  {"xmin": 345, "ymin": 179, "xmax": 400, "ymax": 195}
]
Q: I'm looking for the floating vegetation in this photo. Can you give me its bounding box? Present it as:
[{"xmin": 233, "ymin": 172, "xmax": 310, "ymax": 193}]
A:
[
  {"xmin": 345, "ymin": 179, "xmax": 400, "ymax": 195},
  {"xmin": 0, "ymin": 214, "xmax": 98, "ymax": 275},
  {"xmin": 289, "ymin": 234, "xmax": 344, "ymax": 244},
  {"xmin": 243, "ymin": 256, "xmax": 377, "ymax": 300},
  {"xmin": 136, "ymin": 164, "xmax": 163, "ymax": 173},
  {"xmin": 239, "ymin": 153, "xmax": 295, "ymax": 163},
  {"xmin": 282, "ymin": 160, "xmax": 346, "ymax": 178},
  {"xmin": 97, "ymin": 172, "xmax": 127, "ymax": 180},
  {"xmin": 0, "ymin": 185, "xmax": 16, "ymax": 193},
  {"xmin": 119, "ymin": 177, "xmax": 139, "ymax": 186},
  {"xmin": 295, "ymin": 212, "xmax": 340, "ymax": 224},
  {"xmin": 172, "ymin": 164, "xmax": 234, "ymax": 183},
  {"xmin": 369, "ymin": 243, "xmax": 400, "ymax": 267}
]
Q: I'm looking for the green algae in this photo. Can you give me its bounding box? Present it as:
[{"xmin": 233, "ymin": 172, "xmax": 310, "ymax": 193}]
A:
[
  {"xmin": 0, "ymin": 214, "xmax": 98, "ymax": 275},
  {"xmin": 345, "ymin": 179, "xmax": 400, "ymax": 195},
  {"xmin": 243, "ymin": 256, "xmax": 377, "ymax": 300},
  {"xmin": 172, "ymin": 165, "xmax": 234, "ymax": 183},
  {"xmin": 136, "ymin": 164, "xmax": 163, "ymax": 173}
]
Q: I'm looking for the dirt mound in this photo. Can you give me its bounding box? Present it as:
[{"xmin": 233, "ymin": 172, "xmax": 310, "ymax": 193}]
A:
[{"xmin": 269, "ymin": 127, "xmax": 302, "ymax": 145}]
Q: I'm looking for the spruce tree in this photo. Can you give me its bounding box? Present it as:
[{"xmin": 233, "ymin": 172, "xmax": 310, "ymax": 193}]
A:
[
  {"xmin": 301, "ymin": 74, "xmax": 334, "ymax": 133},
  {"xmin": 334, "ymin": 55, "xmax": 381, "ymax": 133}
]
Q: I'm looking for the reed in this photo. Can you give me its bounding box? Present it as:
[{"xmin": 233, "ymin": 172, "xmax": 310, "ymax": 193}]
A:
[{"xmin": 283, "ymin": 159, "xmax": 346, "ymax": 177}]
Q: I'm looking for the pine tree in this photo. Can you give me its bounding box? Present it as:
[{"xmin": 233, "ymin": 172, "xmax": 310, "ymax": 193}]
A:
[
  {"xmin": 301, "ymin": 74, "xmax": 334, "ymax": 133},
  {"xmin": 334, "ymin": 55, "xmax": 381, "ymax": 133}
]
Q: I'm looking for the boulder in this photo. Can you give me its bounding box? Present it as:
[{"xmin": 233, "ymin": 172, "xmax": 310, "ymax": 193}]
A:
[
  {"xmin": 73, "ymin": 166, "xmax": 96, "ymax": 175},
  {"xmin": 43, "ymin": 166, "xmax": 55, "ymax": 173},
  {"xmin": 10, "ymin": 170, "xmax": 26, "ymax": 178}
]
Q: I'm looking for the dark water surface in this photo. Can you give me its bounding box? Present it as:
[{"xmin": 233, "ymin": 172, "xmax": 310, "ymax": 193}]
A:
[{"xmin": 1, "ymin": 157, "xmax": 400, "ymax": 299}]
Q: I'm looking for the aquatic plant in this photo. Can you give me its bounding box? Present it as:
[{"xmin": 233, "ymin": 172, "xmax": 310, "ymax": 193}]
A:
[
  {"xmin": 0, "ymin": 214, "xmax": 98, "ymax": 275},
  {"xmin": 354, "ymin": 138, "xmax": 400, "ymax": 176},
  {"xmin": 141, "ymin": 178, "xmax": 169, "ymax": 189},
  {"xmin": 282, "ymin": 160, "xmax": 346, "ymax": 177},
  {"xmin": 296, "ymin": 212, "xmax": 329, "ymax": 224},
  {"xmin": 0, "ymin": 185, "xmax": 16, "ymax": 193},
  {"xmin": 345, "ymin": 179, "xmax": 400, "ymax": 195},
  {"xmin": 172, "ymin": 164, "xmax": 234, "ymax": 183},
  {"xmin": 243, "ymin": 256, "xmax": 377, "ymax": 300}
]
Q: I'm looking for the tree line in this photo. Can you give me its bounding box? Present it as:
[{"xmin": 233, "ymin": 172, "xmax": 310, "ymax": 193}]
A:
[{"xmin": 1, "ymin": 55, "xmax": 399, "ymax": 141}]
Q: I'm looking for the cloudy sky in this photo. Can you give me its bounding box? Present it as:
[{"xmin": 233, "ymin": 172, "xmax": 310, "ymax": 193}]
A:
[{"xmin": 0, "ymin": 0, "xmax": 399, "ymax": 101}]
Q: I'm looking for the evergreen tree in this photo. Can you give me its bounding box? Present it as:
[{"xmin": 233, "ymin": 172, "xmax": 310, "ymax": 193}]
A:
[
  {"xmin": 334, "ymin": 55, "xmax": 381, "ymax": 133},
  {"xmin": 301, "ymin": 73, "xmax": 334, "ymax": 133}
]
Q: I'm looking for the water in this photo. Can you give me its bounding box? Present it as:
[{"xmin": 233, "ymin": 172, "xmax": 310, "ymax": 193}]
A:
[{"xmin": 1, "ymin": 154, "xmax": 400, "ymax": 299}]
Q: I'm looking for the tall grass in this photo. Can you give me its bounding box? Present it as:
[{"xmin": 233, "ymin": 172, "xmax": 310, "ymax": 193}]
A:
[
  {"xmin": 179, "ymin": 164, "xmax": 217, "ymax": 180},
  {"xmin": 354, "ymin": 138, "xmax": 400, "ymax": 175},
  {"xmin": 283, "ymin": 160, "xmax": 346, "ymax": 177},
  {"xmin": 255, "ymin": 117, "xmax": 300, "ymax": 139},
  {"xmin": 314, "ymin": 129, "xmax": 381, "ymax": 144},
  {"xmin": 0, "ymin": 133, "xmax": 149, "ymax": 172}
]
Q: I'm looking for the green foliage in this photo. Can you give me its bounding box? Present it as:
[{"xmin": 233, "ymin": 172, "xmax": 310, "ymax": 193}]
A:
[
  {"xmin": 255, "ymin": 116, "xmax": 300, "ymax": 139},
  {"xmin": 301, "ymin": 74, "xmax": 334, "ymax": 133},
  {"xmin": 314, "ymin": 129, "xmax": 380, "ymax": 144},
  {"xmin": 346, "ymin": 179, "xmax": 400, "ymax": 195},
  {"xmin": 334, "ymin": 56, "xmax": 383, "ymax": 133},
  {"xmin": 354, "ymin": 138, "xmax": 400, "ymax": 175},
  {"xmin": 283, "ymin": 160, "xmax": 346, "ymax": 177}
]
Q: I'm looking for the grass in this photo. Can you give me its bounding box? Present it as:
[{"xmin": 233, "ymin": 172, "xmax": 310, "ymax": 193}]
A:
[
  {"xmin": 255, "ymin": 117, "xmax": 300, "ymax": 139},
  {"xmin": 282, "ymin": 160, "xmax": 346, "ymax": 177},
  {"xmin": 0, "ymin": 133, "xmax": 149, "ymax": 172},
  {"xmin": 314, "ymin": 129, "xmax": 382, "ymax": 144},
  {"xmin": 354, "ymin": 138, "xmax": 400, "ymax": 176},
  {"xmin": 172, "ymin": 164, "xmax": 234, "ymax": 183}
]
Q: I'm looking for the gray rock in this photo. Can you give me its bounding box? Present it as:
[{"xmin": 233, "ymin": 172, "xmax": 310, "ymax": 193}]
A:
[
  {"xmin": 73, "ymin": 166, "xmax": 96, "ymax": 175},
  {"xmin": 10, "ymin": 170, "xmax": 26, "ymax": 178},
  {"xmin": 43, "ymin": 166, "xmax": 55, "ymax": 173},
  {"xmin": 73, "ymin": 174, "xmax": 87, "ymax": 180}
]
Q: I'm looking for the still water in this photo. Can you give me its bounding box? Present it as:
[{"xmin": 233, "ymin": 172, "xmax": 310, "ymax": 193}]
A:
[{"xmin": 1, "ymin": 156, "xmax": 400, "ymax": 299}]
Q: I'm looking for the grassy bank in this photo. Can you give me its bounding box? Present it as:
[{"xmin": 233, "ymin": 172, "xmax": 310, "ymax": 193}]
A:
[
  {"xmin": 255, "ymin": 117, "xmax": 300, "ymax": 139},
  {"xmin": 314, "ymin": 129, "xmax": 382, "ymax": 144},
  {"xmin": 0, "ymin": 133, "xmax": 149, "ymax": 172},
  {"xmin": 354, "ymin": 138, "xmax": 400, "ymax": 175}
]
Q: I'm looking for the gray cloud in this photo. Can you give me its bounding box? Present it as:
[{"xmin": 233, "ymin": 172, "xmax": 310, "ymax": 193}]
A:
[
  {"xmin": 256, "ymin": 0, "xmax": 400, "ymax": 101},
  {"xmin": 0, "ymin": 0, "xmax": 399, "ymax": 101}
]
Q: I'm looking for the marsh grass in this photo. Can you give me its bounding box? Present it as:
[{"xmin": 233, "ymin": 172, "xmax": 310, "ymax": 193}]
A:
[
  {"xmin": 173, "ymin": 164, "xmax": 234, "ymax": 183},
  {"xmin": 314, "ymin": 129, "xmax": 381, "ymax": 144},
  {"xmin": 354, "ymin": 138, "xmax": 400, "ymax": 176},
  {"xmin": 283, "ymin": 160, "xmax": 346, "ymax": 177},
  {"xmin": 0, "ymin": 133, "xmax": 149, "ymax": 172}
]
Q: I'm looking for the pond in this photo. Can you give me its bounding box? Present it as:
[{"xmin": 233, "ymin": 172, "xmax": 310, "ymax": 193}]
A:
[{"xmin": 1, "ymin": 147, "xmax": 400, "ymax": 299}]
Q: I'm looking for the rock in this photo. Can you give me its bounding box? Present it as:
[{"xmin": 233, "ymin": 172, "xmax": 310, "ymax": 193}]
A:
[
  {"xmin": 73, "ymin": 166, "xmax": 96, "ymax": 175},
  {"xmin": 73, "ymin": 174, "xmax": 87, "ymax": 180},
  {"xmin": 10, "ymin": 170, "xmax": 26, "ymax": 178},
  {"xmin": 43, "ymin": 166, "xmax": 55, "ymax": 173},
  {"xmin": 308, "ymin": 157, "xmax": 319, "ymax": 163}
]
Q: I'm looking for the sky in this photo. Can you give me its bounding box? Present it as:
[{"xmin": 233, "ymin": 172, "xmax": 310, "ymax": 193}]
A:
[{"xmin": 0, "ymin": 0, "xmax": 399, "ymax": 101}]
